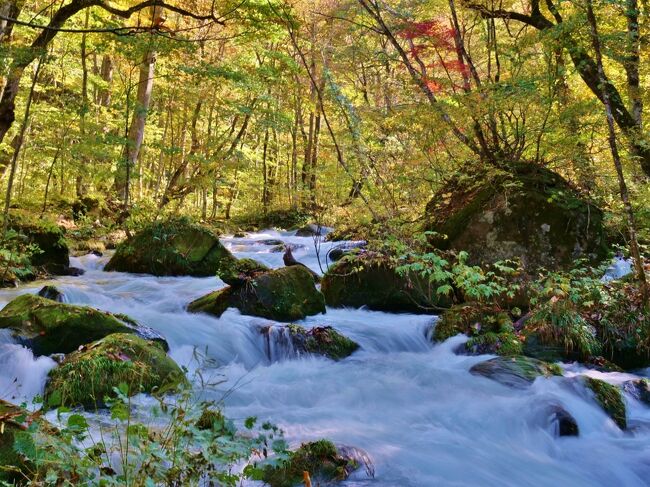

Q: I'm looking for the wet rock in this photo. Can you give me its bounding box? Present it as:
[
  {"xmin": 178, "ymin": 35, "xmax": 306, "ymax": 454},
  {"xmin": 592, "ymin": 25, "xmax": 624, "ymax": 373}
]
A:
[
  {"xmin": 37, "ymin": 285, "xmax": 65, "ymax": 302},
  {"xmin": 188, "ymin": 266, "xmax": 325, "ymax": 322},
  {"xmin": 44, "ymin": 333, "xmax": 187, "ymax": 409},
  {"xmin": 105, "ymin": 218, "xmax": 238, "ymax": 278},
  {"xmin": 271, "ymin": 243, "xmax": 305, "ymax": 253},
  {"xmin": 470, "ymin": 356, "xmax": 563, "ymax": 389},
  {"xmin": 255, "ymin": 439, "xmax": 363, "ymax": 487},
  {"xmin": 260, "ymin": 239, "xmax": 285, "ymax": 246},
  {"xmin": 327, "ymin": 241, "xmax": 367, "ymax": 262},
  {"xmin": 549, "ymin": 406, "xmax": 579, "ymax": 437},
  {"xmin": 0, "ymin": 294, "xmax": 167, "ymax": 355},
  {"xmin": 65, "ymin": 266, "xmax": 85, "ymax": 276},
  {"xmin": 434, "ymin": 303, "xmax": 522, "ymax": 356},
  {"xmin": 321, "ymin": 253, "xmax": 450, "ymax": 313},
  {"xmin": 623, "ymin": 379, "xmax": 650, "ymax": 405},
  {"xmin": 584, "ymin": 377, "xmax": 626, "ymax": 429},
  {"xmin": 424, "ymin": 163, "xmax": 607, "ymax": 271}
]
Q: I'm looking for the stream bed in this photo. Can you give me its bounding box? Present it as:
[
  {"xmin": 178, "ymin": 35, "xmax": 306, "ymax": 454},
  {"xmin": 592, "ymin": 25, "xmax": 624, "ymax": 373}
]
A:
[{"xmin": 1, "ymin": 230, "xmax": 650, "ymax": 486}]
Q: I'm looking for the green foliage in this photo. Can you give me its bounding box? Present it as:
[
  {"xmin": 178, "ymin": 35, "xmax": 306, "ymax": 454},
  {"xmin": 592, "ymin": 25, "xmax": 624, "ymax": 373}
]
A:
[
  {"xmin": 389, "ymin": 232, "xmax": 521, "ymax": 306},
  {"xmin": 10, "ymin": 382, "xmax": 280, "ymax": 486},
  {"xmin": 0, "ymin": 229, "xmax": 40, "ymax": 285}
]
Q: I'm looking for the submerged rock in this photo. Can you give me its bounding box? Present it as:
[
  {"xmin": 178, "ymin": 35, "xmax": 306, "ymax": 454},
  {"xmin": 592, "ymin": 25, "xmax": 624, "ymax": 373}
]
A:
[
  {"xmin": 188, "ymin": 266, "xmax": 326, "ymax": 322},
  {"xmin": 424, "ymin": 163, "xmax": 607, "ymax": 271},
  {"xmin": 255, "ymin": 439, "xmax": 362, "ymax": 487},
  {"xmin": 0, "ymin": 294, "xmax": 166, "ymax": 355},
  {"xmin": 549, "ymin": 406, "xmax": 580, "ymax": 437},
  {"xmin": 584, "ymin": 377, "xmax": 626, "ymax": 429},
  {"xmin": 44, "ymin": 333, "xmax": 186, "ymax": 409},
  {"xmin": 37, "ymin": 285, "xmax": 65, "ymax": 302},
  {"xmin": 623, "ymin": 379, "xmax": 650, "ymax": 405},
  {"xmin": 105, "ymin": 218, "xmax": 238, "ymax": 278},
  {"xmin": 434, "ymin": 303, "xmax": 522, "ymax": 356},
  {"xmin": 327, "ymin": 241, "xmax": 367, "ymax": 262},
  {"xmin": 321, "ymin": 254, "xmax": 449, "ymax": 313},
  {"xmin": 271, "ymin": 243, "xmax": 305, "ymax": 253},
  {"xmin": 470, "ymin": 356, "xmax": 562, "ymax": 389}
]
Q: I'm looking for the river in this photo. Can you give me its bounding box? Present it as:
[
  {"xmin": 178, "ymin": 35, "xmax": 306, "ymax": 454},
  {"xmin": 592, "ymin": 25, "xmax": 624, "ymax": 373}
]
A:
[{"xmin": 1, "ymin": 230, "xmax": 650, "ymax": 486}]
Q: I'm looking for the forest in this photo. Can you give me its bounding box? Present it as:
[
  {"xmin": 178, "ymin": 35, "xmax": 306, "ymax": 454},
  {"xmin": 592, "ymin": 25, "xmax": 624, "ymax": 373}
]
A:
[{"xmin": 0, "ymin": 0, "xmax": 649, "ymax": 485}]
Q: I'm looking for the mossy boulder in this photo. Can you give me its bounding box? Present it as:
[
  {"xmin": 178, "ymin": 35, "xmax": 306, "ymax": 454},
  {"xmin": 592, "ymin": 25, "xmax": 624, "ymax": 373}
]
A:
[
  {"xmin": 470, "ymin": 356, "xmax": 562, "ymax": 389},
  {"xmin": 44, "ymin": 333, "xmax": 186, "ymax": 409},
  {"xmin": 219, "ymin": 257, "xmax": 270, "ymax": 286},
  {"xmin": 285, "ymin": 325, "xmax": 359, "ymax": 360},
  {"xmin": 10, "ymin": 215, "xmax": 70, "ymax": 274},
  {"xmin": 105, "ymin": 218, "xmax": 238, "ymax": 278},
  {"xmin": 0, "ymin": 294, "xmax": 165, "ymax": 356},
  {"xmin": 256, "ymin": 439, "xmax": 360, "ymax": 487},
  {"xmin": 584, "ymin": 377, "xmax": 626, "ymax": 429},
  {"xmin": 424, "ymin": 163, "xmax": 607, "ymax": 271},
  {"xmin": 0, "ymin": 400, "xmax": 59, "ymax": 483},
  {"xmin": 434, "ymin": 303, "xmax": 523, "ymax": 356},
  {"xmin": 321, "ymin": 254, "xmax": 449, "ymax": 313},
  {"xmin": 188, "ymin": 266, "xmax": 326, "ymax": 322}
]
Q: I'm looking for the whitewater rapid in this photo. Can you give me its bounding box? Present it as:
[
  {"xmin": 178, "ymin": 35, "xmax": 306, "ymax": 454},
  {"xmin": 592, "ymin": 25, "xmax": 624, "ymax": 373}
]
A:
[{"xmin": 1, "ymin": 230, "xmax": 650, "ymax": 486}]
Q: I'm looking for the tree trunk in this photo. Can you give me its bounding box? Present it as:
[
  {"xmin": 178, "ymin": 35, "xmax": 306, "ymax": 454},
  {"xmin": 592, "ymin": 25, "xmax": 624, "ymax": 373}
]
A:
[
  {"xmin": 114, "ymin": 40, "xmax": 158, "ymax": 205},
  {"xmin": 3, "ymin": 57, "xmax": 42, "ymax": 232},
  {"xmin": 585, "ymin": 0, "xmax": 648, "ymax": 302}
]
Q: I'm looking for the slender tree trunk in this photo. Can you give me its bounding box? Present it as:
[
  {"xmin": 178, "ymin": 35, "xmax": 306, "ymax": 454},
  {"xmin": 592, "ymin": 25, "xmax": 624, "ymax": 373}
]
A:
[
  {"xmin": 76, "ymin": 10, "xmax": 90, "ymax": 197},
  {"xmin": 114, "ymin": 6, "xmax": 163, "ymax": 206},
  {"xmin": 3, "ymin": 57, "xmax": 42, "ymax": 233},
  {"xmin": 115, "ymin": 47, "xmax": 156, "ymax": 205},
  {"xmin": 586, "ymin": 0, "xmax": 648, "ymax": 302},
  {"xmin": 97, "ymin": 55, "xmax": 114, "ymax": 107}
]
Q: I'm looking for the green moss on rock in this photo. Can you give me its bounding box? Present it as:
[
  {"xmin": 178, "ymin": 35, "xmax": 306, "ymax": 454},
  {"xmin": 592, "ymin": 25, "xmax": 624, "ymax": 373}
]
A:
[
  {"xmin": 424, "ymin": 163, "xmax": 607, "ymax": 271},
  {"xmin": 44, "ymin": 333, "xmax": 186, "ymax": 409},
  {"xmin": 470, "ymin": 356, "xmax": 562, "ymax": 389},
  {"xmin": 188, "ymin": 266, "xmax": 325, "ymax": 322},
  {"xmin": 187, "ymin": 288, "xmax": 233, "ymax": 316},
  {"xmin": 218, "ymin": 257, "xmax": 270, "ymax": 286},
  {"xmin": 0, "ymin": 294, "xmax": 143, "ymax": 355},
  {"xmin": 321, "ymin": 253, "xmax": 449, "ymax": 313},
  {"xmin": 286, "ymin": 325, "xmax": 359, "ymax": 360},
  {"xmin": 258, "ymin": 439, "xmax": 358, "ymax": 487},
  {"xmin": 585, "ymin": 377, "xmax": 626, "ymax": 429},
  {"xmin": 105, "ymin": 218, "xmax": 238, "ymax": 278}
]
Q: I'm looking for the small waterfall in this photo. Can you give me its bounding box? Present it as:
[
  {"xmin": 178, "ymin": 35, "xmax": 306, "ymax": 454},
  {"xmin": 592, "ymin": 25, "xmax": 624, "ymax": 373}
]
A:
[
  {"xmin": 259, "ymin": 325, "xmax": 297, "ymax": 363},
  {"xmin": 0, "ymin": 330, "xmax": 56, "ymax": 405}
]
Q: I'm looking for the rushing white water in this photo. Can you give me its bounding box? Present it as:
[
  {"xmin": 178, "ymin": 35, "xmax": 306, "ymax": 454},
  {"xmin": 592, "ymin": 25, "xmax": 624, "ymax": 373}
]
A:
[{"xmin": 1, "ymin": 230, "xmax": 650, "ymax": 486}]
